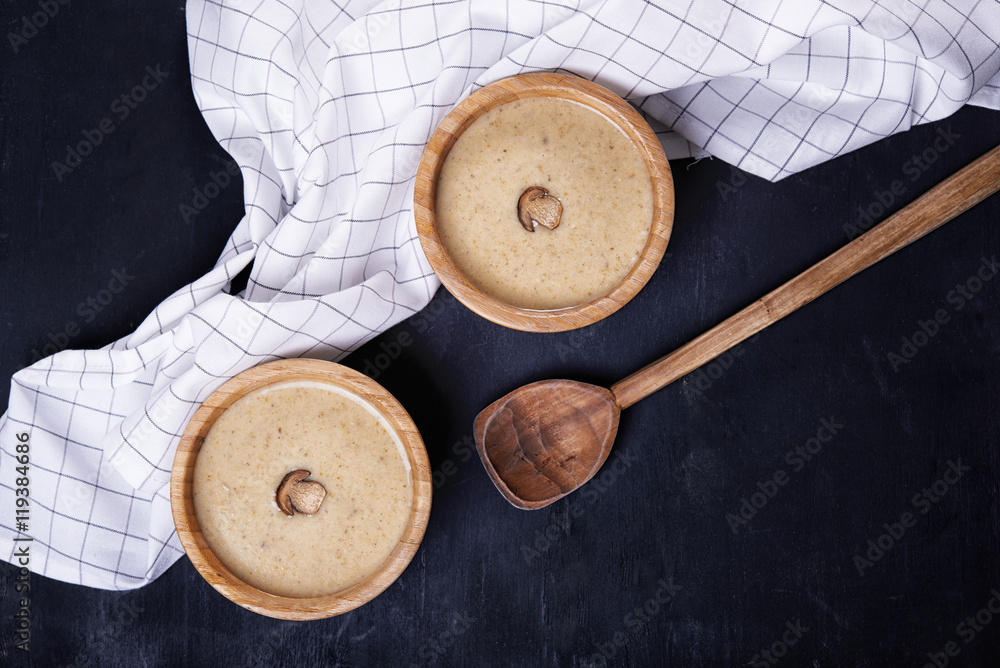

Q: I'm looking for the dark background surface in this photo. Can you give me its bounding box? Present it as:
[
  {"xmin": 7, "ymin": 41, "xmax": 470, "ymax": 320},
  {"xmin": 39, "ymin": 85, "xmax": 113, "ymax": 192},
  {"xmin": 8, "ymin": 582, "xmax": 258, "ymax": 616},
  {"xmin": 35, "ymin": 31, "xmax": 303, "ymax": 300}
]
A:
[{"xmin": 2, "ymin": 2, "xmax": 1000, "ymax": 667}]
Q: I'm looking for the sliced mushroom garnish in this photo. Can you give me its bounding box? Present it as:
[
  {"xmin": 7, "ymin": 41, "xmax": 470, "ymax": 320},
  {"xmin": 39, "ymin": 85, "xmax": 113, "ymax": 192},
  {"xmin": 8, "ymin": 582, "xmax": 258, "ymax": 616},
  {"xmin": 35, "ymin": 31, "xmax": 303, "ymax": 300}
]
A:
[
  {"xmin": 517, "ymin": 186, "xmax": 563, "ymax": 232},
  {"xmin": 289, "ymin": 479, "xmax": 326, "ymax": 514},
  {"xmin": 276, "ymin": 469, "xmax": 326, "ymax": 516}
]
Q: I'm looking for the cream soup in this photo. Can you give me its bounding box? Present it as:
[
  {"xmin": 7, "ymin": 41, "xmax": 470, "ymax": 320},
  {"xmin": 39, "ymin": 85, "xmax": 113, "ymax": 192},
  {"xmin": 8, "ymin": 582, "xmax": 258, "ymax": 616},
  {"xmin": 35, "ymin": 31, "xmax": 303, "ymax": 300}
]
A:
[
  {"xmin": 193, "ymin": 381, "xmax": 412, "ymax": 598},
  {"xmin": 436, "ymin": 96, "xmax": 654, "ymax": 310}
]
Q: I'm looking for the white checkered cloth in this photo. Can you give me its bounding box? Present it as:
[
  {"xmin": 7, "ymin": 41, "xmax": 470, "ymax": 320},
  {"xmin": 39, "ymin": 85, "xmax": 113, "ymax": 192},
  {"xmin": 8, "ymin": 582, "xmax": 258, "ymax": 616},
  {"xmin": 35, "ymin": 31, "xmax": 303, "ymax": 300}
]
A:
[{"xmin": 2, "ymin": 0, "xmax": 999, "ymax": 590}]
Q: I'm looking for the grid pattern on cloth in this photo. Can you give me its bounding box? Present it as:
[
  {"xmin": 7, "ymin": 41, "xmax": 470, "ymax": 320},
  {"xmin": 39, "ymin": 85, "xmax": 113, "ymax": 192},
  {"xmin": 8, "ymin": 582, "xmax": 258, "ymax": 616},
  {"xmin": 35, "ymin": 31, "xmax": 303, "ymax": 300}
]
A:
[{"xmin": 1, "ymin": 0, "xmax": 998, "ymax": 590}]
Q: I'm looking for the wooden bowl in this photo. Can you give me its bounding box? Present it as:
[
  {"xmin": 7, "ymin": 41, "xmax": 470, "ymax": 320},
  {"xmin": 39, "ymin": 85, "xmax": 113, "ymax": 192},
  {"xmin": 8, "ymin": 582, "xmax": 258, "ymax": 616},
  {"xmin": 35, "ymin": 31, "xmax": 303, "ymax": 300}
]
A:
[
  {"xmin": 414, "ymin": 72, "xmax": 674, "ymax": 332},
  {"xmin": 170, "ymin": 359, "xmax": 432, "ymax": 620}
]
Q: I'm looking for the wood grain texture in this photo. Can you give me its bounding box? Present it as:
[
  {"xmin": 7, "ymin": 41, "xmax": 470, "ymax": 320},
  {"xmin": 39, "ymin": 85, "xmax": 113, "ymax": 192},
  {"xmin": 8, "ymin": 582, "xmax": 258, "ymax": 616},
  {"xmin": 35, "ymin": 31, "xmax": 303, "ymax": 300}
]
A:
[
  {"xmin": 414, "ymin": 72, "xmax": 674, "ymax": 332},
  {"xmin": 611, "ymin": 143, "xmax": 1000, "ymax": 409},
  {"xmin": 170, "ymin": 359, "xmax": 432, "ymax": 620},
  {"xmin": 474, "ymin": 379, "xmax": 620, "ymax": 509}
]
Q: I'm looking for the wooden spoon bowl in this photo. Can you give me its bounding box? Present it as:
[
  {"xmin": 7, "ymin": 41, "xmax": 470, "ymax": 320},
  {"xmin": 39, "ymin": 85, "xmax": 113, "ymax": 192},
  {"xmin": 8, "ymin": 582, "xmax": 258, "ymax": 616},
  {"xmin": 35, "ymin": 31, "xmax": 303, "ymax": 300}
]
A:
[
  {"xmin": 170, "ymin": 359, "xmax": 432, "ymax": 620},
  {"xmin": 474, "ymin": 380, "xmax": 619, "ymax": 509},
  {"xmin": 414, "ymin": 72, "xmax": 674, "ymax": 332}
]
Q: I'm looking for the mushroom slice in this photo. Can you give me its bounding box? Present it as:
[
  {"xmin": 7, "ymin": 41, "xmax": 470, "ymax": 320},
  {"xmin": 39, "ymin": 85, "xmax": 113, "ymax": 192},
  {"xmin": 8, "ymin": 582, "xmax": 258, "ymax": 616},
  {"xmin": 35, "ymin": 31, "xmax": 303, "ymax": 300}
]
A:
[
  {"xmin": 276, "ymin": 469, "xmax": 311, "ymax": 516},
  {"xmin": 289, "ymin": 480, "xmax": 327, "ymax": 515},
  {"xmin": 518, "ymin": 186, "xmax": 563, "ymax": 232}
]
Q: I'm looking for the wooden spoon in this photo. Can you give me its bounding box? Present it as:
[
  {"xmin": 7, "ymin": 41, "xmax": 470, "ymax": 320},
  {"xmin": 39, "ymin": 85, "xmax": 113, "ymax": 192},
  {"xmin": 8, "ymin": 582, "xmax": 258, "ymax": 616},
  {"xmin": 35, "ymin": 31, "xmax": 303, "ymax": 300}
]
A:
[{"xmin": 474, "ymin": 144, "xmax": 1000, "ymax": 509}]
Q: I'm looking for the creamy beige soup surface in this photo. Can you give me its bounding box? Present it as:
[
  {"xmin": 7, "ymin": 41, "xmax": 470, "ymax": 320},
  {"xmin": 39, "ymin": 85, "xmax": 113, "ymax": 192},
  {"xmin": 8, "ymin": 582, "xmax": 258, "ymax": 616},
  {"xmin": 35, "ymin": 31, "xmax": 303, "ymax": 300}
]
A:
[
  {"xmin": 436, "ymin": 96, "xmax": 654, "ymax": 310},
  {"xmin": 193, "ymin": 381, "xmax": 412, "ymax": 598}
]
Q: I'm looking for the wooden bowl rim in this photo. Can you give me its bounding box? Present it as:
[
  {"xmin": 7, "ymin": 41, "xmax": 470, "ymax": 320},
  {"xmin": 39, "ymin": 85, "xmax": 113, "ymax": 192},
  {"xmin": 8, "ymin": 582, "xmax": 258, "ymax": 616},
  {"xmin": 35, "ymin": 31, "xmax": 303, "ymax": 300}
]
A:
[
  {"xmin": 170, "ymin": 358, "xmax": 432, "ymax": 620},
  {"xmin": 414, "ymin": 72, "xmax": 674, "ymax": 333}
]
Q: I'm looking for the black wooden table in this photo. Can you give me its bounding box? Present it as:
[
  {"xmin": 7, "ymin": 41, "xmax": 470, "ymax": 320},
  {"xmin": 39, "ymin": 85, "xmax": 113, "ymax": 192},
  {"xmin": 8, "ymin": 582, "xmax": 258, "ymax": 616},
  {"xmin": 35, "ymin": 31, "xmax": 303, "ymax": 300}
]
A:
[{"xmin": 3, "ymin": 3, "xmax": 1000, "ymax": 666}]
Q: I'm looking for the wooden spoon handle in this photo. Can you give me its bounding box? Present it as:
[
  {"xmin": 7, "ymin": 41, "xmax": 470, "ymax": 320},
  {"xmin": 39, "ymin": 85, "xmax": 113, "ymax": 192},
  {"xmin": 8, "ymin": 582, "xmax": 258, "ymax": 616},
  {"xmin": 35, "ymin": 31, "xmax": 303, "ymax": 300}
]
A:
[{"xmin": 610, "ymin": 144, "xmax": 1000, "ymax": 410}]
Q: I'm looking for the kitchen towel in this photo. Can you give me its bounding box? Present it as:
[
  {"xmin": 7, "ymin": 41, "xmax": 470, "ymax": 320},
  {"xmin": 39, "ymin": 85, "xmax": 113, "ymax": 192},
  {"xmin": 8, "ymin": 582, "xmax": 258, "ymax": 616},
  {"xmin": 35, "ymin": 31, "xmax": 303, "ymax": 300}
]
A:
[{"xmin": 2, "ymin": 0, "xmax": 999, "ymax": 589}]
